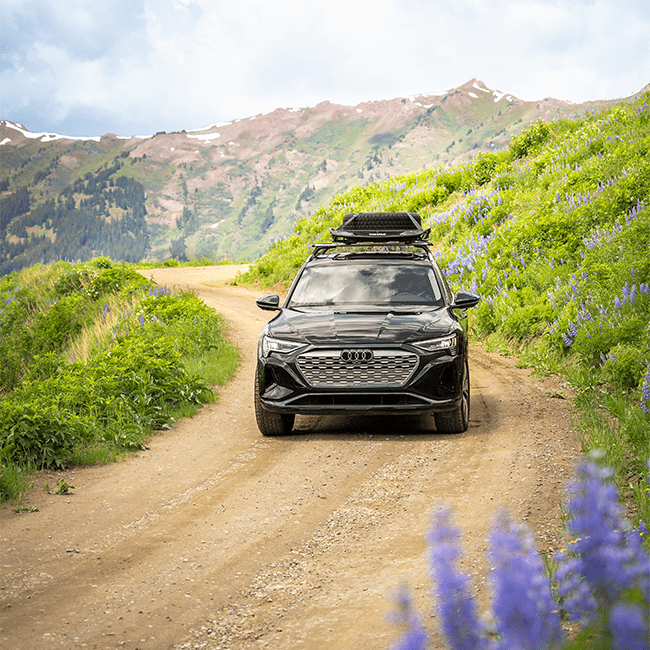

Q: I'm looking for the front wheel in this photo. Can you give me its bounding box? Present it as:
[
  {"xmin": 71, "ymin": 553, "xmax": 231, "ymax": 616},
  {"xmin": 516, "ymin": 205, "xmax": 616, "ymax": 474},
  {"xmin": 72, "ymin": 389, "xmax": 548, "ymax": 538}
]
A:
[
  {"xmin": 254, "ymin": 368, "xmax": 295, "ymax": 436},
  {"xmin": 434, "ymin": 359, "xmax": 470, "ymax": 434}
]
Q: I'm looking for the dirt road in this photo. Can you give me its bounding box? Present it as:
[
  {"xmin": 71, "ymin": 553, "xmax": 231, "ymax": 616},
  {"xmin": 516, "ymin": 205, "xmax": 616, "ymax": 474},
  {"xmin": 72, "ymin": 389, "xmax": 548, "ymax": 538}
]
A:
[{"xmin": 0, "ymin": 265, "xmax": 580, "ymax": 650}]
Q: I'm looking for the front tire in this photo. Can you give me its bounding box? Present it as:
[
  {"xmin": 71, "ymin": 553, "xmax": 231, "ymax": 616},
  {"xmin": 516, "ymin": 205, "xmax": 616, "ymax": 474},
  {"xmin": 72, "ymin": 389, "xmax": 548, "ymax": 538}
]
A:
[
  {"xmin": 254, "ymin": 368, "xmax": 295, "ymax": 436},
  {"xmin": 434, "ymin": 359, "xmax": 470, "ymax": 434}
]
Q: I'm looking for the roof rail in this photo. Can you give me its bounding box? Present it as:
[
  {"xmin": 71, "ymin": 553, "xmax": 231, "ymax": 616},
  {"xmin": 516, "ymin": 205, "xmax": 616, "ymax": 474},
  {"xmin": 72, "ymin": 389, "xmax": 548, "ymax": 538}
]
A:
[{"xmin": 329, "ymin": 212, "xmax": 430, "ymax": 243}]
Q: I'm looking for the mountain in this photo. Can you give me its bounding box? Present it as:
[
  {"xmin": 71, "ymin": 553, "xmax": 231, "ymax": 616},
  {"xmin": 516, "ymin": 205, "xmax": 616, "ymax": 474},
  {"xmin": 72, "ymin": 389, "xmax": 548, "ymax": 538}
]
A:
[{"xmin": 0, "ymin": 79, "xmax": 638, "ymax": 273}]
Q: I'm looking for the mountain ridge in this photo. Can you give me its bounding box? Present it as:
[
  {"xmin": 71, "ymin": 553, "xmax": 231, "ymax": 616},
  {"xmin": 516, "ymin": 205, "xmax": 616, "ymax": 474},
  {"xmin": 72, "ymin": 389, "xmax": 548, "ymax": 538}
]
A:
[{"xmin": 0, "ymin": 79, "xmax": 643, "ymax": 272}]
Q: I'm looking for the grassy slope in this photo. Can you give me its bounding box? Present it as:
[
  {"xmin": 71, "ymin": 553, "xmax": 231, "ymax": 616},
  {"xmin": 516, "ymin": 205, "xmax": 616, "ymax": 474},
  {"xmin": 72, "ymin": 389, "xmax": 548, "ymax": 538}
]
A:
[{"xmin": 239, "ymin": 92, "xmax": 650, "ymax": 526}]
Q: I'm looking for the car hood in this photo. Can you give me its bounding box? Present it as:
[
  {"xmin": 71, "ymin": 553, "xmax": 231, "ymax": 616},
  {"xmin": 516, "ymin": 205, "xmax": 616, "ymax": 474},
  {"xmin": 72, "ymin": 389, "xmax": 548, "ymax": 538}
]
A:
[{"xmin": 267, "ymin": 308, "xmax": 455, "ymax": 346}]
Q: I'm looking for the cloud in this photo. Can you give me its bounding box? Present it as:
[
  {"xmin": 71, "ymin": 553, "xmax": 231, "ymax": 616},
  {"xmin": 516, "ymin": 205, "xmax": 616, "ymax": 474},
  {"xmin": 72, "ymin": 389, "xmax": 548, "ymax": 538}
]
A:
[{"xmin": 1, "ymin": 0, "xmax": 648, "ymax": 136}]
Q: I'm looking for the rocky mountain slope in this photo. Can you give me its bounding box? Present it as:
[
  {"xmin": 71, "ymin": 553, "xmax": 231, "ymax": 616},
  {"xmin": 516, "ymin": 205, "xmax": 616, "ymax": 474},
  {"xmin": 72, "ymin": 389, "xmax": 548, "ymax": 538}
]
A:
[{"xmin": 0, "ymin": 79, "xmax": 631, "ymax": 270}]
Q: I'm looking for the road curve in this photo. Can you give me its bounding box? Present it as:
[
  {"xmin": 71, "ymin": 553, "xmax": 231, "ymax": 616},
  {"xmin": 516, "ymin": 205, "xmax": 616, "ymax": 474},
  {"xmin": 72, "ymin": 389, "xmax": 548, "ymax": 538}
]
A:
[{"xmin": 0, "ymin": 265, "xmax": 580, "ymax": 650}]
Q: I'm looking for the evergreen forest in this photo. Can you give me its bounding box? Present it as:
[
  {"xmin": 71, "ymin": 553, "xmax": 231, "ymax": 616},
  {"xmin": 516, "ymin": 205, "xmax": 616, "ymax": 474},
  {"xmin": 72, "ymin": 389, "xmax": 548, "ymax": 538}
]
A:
[{"xmin": 0, "ymin": 157, "xmax": 148, "ymax": 276}]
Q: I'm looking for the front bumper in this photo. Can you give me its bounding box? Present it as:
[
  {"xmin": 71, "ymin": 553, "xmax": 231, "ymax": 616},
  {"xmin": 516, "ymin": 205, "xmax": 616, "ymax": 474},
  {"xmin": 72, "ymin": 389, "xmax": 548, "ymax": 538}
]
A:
[{"xmin": 257, "ymin": 346, "xmax": 465, "ymax": 416}]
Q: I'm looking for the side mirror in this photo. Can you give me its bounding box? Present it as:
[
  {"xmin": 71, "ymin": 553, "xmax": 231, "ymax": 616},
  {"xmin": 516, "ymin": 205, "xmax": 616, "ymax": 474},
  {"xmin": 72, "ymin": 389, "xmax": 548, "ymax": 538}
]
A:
[
  {"xmin": 256, "ymin": 294, "xmax": 281, "ymax": 311},
  {"xmin": 451, "ymin": 291, "xmax": 480, "ymax": 310}
]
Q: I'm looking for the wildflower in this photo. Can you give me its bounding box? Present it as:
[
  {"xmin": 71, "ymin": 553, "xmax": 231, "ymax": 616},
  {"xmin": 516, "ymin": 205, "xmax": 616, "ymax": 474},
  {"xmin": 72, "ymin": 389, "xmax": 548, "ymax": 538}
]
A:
[
  {"xmin": 608, "ymin": 603, "xmax": 649, "ymax": 650},
  {"xmin": 386, "ymin": 584, "xmax": 428, "ymax": 650},
  {"xmin": 641, "ymin": 366, "xmax": 650, "ymax": 413},
  {"xmin": 427, "ymin": 505, "xmax": 486, "ymax": 650},
  {"xmin": 488, "ymin": 511, "xmax": 564, "ymax": 649},
  {"xmin": 556, "ymin": 454, "xmax": 650, "ymax": 617},
  {"xmin": 622, "ymin": 282, "xmax": 630, "ymax": 300}
]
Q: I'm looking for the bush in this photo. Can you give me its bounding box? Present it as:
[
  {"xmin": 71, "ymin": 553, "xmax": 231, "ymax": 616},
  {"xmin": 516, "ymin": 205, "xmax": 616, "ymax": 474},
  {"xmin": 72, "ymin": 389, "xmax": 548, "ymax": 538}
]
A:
[{"xmin": 0, "ymin": 261, "xmax": 239, "ymax": 495}]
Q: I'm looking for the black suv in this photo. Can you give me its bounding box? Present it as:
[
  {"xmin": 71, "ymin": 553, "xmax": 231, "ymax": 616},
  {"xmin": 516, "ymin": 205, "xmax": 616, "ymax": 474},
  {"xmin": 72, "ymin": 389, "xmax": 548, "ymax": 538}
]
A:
[{"xmin": 254, "ymin": 212, "xmax": 479, "ymax": 436}]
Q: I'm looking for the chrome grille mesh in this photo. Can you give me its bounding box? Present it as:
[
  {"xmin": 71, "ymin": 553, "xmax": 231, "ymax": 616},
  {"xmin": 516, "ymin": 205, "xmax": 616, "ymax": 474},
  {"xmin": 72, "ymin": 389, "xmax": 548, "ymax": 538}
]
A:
[{"xmin": 296, "ymin": 350, "xmax": 418, "ymax": 388}]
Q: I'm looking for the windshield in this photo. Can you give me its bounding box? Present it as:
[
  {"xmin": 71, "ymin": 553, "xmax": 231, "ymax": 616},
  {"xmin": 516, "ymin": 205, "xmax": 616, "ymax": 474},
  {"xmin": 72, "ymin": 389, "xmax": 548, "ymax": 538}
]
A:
[{"xmin": 287, "ymin": 263, "xmax": 444, "ymax": 308}]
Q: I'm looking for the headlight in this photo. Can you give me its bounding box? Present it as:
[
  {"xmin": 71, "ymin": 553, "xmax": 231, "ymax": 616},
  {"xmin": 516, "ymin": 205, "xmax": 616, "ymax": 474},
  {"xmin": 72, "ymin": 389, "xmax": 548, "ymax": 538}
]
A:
[
  {"xmin": 413, "ymin": 333, "xmax": 458, "ymax": 354},
  {"xmin": 261, "ymin": 335, "xmax": 306, "ymax": 357}
]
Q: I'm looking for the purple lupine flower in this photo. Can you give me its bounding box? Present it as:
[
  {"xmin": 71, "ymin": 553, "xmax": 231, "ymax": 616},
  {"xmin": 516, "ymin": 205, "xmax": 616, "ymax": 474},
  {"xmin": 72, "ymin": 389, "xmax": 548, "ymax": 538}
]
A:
[
  {"xmin": 488, "ymin": 511, "xmax": 564, "ymax": 650},
  {"xmin": 139, "ymin": 313, "xmax": 144, "ymax": 328},
  {"xmin": 614, "ymin": 296, "xmax": 622, "ymax": 309},
  {"xmin": 634, "ymin": 520, "xmax": 648, "ymax": 542},
  {"xmin": 555, "ymin": 547, "xmax": 599, "ymax": 625},
  {"xmin": 641, "ymin": 365, "xmax": 650, "ymax": 414},
  {"xmin": 608, "ymin": 603, "xmax": 649, "ymax": 650},
  {"xmin": 386, "ymin": 585, "xmax": 428, "ymax": 650},
  {"xmin": 427, "ymin": 505, "xmax": 487, "ymax": 650},
  {"xmin": 622, "ymin": 282, "xmax": 630, "ymax": 300},
  {"xmin": 556, "ymin": 455, "xmax": 650, "ymax": 615}
]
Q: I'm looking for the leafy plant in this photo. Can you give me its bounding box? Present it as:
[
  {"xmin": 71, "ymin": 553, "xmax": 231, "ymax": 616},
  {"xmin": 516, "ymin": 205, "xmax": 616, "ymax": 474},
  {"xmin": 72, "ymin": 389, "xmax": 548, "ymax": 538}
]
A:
[
  {"xmin": 0, "ymin": 259, "xmax": 239, "ymax": 502},
  {"xmin": 49, "ymin": 479, "xmax": 75, "ymax": 494}
]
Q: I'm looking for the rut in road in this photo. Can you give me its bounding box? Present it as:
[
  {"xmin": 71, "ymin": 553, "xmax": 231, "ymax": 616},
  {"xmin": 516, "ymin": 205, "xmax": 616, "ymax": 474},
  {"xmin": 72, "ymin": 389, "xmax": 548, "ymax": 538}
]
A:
[{"xmin": 0, "ymin": 266, "xmax": 580, "ymax": 650}]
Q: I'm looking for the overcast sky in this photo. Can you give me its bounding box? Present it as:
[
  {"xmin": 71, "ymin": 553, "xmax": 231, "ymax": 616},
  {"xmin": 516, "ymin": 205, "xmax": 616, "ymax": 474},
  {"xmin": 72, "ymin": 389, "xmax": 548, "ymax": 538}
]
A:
[{"xmin": 1, "ymin": 0, "xmax": 649, "ymax": 137}]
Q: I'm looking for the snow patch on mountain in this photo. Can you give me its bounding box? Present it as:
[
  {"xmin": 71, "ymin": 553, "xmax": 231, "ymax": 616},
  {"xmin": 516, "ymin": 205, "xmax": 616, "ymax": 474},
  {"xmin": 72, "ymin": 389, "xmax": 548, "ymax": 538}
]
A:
[
  {"xmin": 2, "ymin": 120, "xmax": 101, "ymax": 143},
  {"xmin": 187, "ymin": 132, "xmax": 221, "ymax": 142}
]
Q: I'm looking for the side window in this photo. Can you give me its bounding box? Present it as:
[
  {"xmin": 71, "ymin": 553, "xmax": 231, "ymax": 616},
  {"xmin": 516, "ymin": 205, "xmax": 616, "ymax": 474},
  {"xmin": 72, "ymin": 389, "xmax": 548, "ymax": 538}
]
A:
[{"xmin": 437, "ymin": 266, "xmax": 454, "ymax": 304}]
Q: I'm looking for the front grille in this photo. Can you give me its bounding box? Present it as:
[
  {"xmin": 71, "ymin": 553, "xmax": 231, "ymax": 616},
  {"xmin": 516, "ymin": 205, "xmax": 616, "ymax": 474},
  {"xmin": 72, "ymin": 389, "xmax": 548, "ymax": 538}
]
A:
[{"xmin": 296, "ymin": 349, "xmax": 418, "ymax": 388}]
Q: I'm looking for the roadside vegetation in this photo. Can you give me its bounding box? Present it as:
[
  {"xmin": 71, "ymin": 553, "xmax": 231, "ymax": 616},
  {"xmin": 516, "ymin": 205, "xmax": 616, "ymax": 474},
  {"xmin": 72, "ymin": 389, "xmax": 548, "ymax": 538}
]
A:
[
  {"xmin": 0, "ymin": 256, "xmax": 238, "ymax": 503},
  {"xmin": 387, "ymin": 453, "xmax": 649, "ymax": 650}
]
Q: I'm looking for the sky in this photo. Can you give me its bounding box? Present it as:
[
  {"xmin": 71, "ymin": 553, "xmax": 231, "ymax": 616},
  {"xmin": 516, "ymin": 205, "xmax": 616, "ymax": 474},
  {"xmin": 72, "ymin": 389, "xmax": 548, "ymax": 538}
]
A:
[{"xmin": 1, "ymin": 0, "xmax": 649, "ymax": 138}]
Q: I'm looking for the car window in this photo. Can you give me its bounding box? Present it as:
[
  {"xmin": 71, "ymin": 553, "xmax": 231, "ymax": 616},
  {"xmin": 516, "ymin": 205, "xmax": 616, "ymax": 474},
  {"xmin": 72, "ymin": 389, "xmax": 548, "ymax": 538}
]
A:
[{"xmin": 287, "ymin": 263, "xmax": 444, "ymax": 307}]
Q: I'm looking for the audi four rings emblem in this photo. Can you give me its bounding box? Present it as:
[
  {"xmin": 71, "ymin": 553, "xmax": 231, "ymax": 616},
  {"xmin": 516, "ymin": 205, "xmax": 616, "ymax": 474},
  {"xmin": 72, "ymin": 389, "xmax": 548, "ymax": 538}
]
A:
[{"xmin": 340, "ymin": 349, "xmax": 374, "ymax": 363}]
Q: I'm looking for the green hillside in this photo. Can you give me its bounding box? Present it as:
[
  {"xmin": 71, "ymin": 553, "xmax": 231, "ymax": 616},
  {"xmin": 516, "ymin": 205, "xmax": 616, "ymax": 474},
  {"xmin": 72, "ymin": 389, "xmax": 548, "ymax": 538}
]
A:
[
  {"xmin": 241, "ymin": 92, "xmax": 650, "ymax": 523},
  {"xmin": 0, "ymin": 258, "xmax": 239, "ymax": 502}
]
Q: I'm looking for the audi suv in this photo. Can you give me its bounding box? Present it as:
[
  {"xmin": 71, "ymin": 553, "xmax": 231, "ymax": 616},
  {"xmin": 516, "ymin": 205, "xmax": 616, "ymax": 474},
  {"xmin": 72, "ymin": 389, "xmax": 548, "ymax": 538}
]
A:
[{"xmin": 254, "ymin": 212, "xmax": 480, "ymax": 436}]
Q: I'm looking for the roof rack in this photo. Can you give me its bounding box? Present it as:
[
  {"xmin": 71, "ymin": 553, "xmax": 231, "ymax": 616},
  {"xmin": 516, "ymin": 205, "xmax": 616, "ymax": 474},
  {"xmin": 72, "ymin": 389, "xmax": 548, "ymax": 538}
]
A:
[
  {"xmin": 311, "ymin": 241, "xmax": 431, "ymax": 257},
  {"xmin": 329, "ymin": 212, "xmax": 430, "ymax": 244}
]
